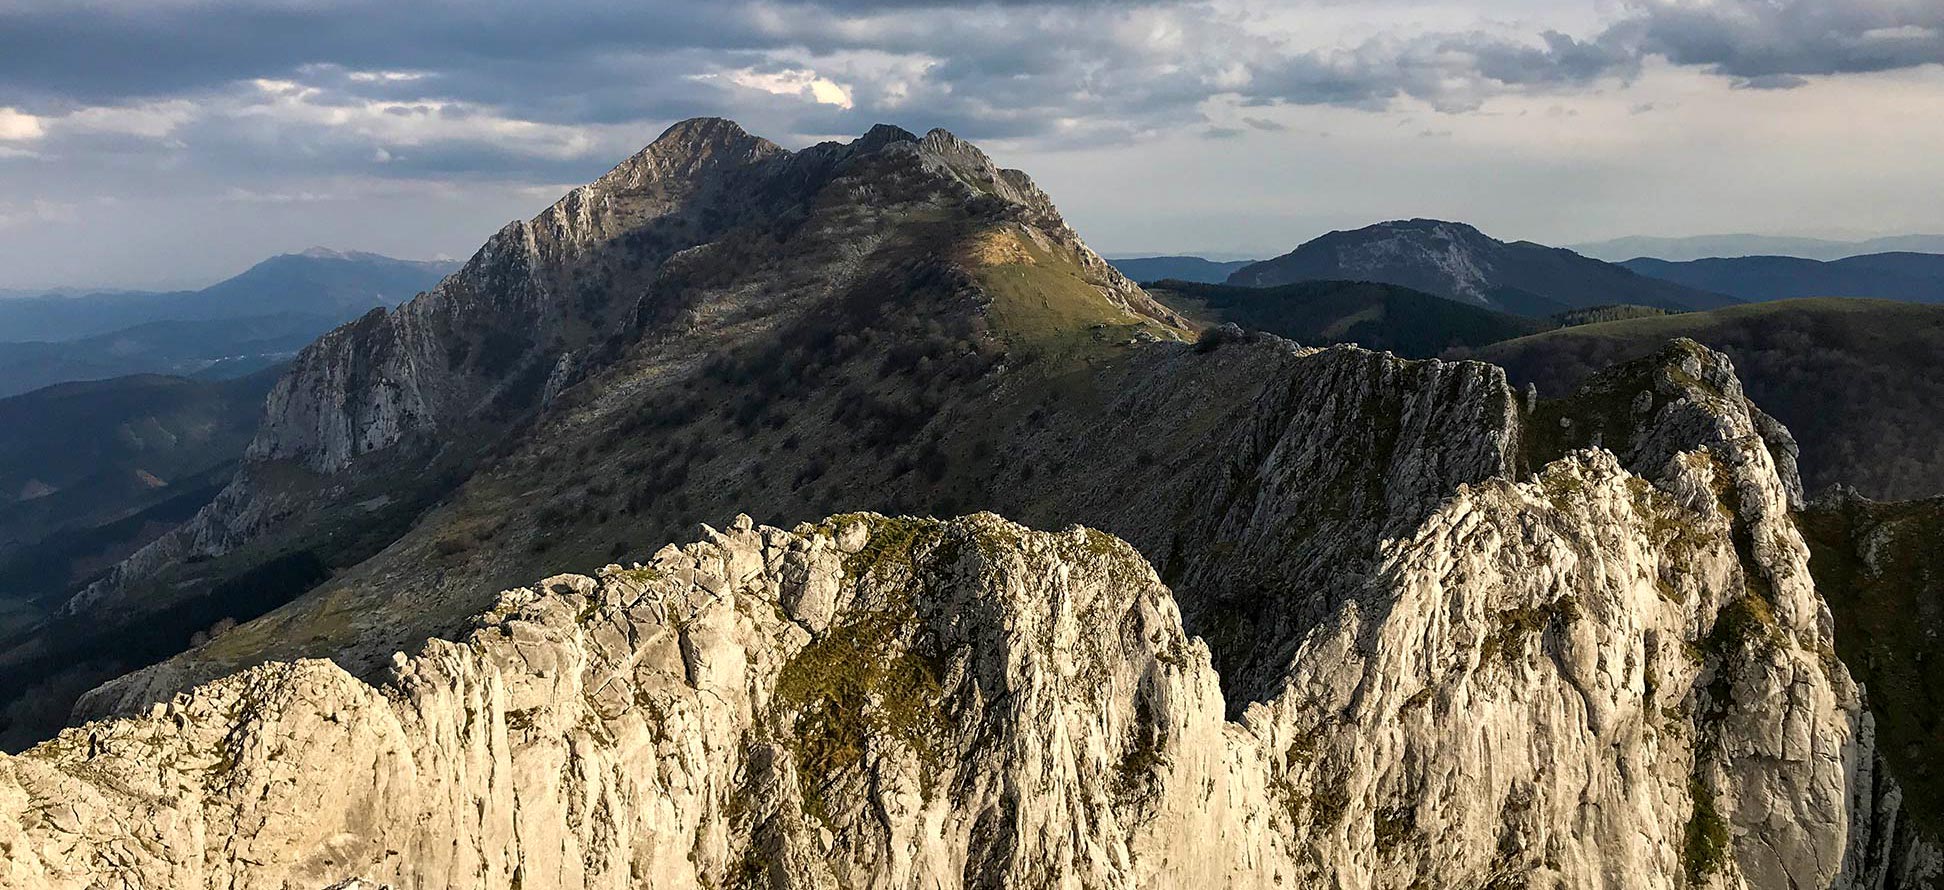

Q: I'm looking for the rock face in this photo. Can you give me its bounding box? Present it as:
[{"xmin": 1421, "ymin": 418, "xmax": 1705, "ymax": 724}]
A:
[
  {"xmin": 4, "ymin": 514, "xmax": 1230, "ymax": 888},
  {"xmin": 1225, "ymin": 218, "xmax": 1739, "ymax": 315},
  {"xmin": 1, "ymin": 338, "xmax": 1931, "ymax": 887}
]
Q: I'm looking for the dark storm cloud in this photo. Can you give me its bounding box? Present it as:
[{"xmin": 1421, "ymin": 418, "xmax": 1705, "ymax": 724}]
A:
[
  {"xmin": 1620, "ymin": 0, "xmax": 1944, "ymax": 84},
  {"xmin": 0, "ymin": 1, "xmax": 757, "ymax": 111},
  {"xmin": 0, "ymin": 0, "xmax": 1163, "ymax": 110},
  {"xmin": 4, "ymin": 0, "xmax": 1938, "ymax": 152}
]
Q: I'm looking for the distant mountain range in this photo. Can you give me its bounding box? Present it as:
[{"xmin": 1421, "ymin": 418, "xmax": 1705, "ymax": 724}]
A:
[
  {"xmin": 0, "ymin": 249, "xmax": 456, "ymax": 397},
  {"xmin": 1225, "ymin": 219, "xmax": 1738, "ymax": 316},
  {"xmin": 1106, "ymin": 256, "xmax": 1255, "ymax": 283},
  {"xmin": 0, "ymin": 248, "xmax": 457, "ymax": 343},
  {"xmin": 1571, "ymin": 233, "xmax": 1944, "ymax": 263},
  {"xmin": 1622, "ymin": 252, "xmax": 1944, "ymax": 304}
]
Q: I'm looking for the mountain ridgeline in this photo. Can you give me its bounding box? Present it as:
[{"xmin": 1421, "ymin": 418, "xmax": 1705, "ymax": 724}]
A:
[
  {"xmin": 1573, "ymin": 232, "xmax": 1944, "ymax": 263},
  {"xmin": 1623, "ymin": 252, "xmax": 1944, "ymax": 304},
  {"xmin": 1107, "ymin": 255, "xmax": 1256, "ymax": 283},
  {"xmin": 0, "ymin": 249, "xmax": 457, "ymax": 343},
  {"xmin": 1228, "ymin": 218, "xmax": 1741, "ymax": 316},
  {"xmin": 0, "ymin": 120, "xmax": 1937, "ymax": 888},
  {"xmin": 0, "ymin": 250, "xmax": 456, "ymax": 397}
]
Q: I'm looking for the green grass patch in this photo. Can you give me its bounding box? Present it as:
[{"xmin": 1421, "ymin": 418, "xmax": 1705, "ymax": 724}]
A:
[
  {"xmin": 1683, "ymin": 776, "xmax": 1732, "ymax": 881},
  {"xmin": 771, "ymin": 608, "xmax": 948, "ymax": 825}
]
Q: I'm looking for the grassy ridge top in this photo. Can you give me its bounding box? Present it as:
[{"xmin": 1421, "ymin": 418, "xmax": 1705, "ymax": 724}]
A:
[{"xmin": 968, "ymin": 226, "xmax": 1192, "ymax": 361}]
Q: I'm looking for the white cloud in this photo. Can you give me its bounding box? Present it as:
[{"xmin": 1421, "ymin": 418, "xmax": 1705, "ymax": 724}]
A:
[
  {"xmin": 0, "ymin": 108, "xmax": 44, "ymax": 141},
  {"xmin": 231, "ymin": 78, "xmax": 610, "ymax": 162},
  {"xmin": 58, "ymin": 100, "xmax": 196, "ymax": 139},
  {"xmin": 698, "ymin": 67, "xmax": 856, "ymax": 109},
  {"xmin": 346, "ymin": 70, "xmax": 428, "ymax": 83}
]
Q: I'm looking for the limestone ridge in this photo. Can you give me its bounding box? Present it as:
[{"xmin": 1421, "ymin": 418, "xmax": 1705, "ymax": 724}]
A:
[
  {"xmin": 5, "ymin": 514, "xmax": 1235, "ymax": 889},
  {"xmin": 6, "ymin": 343, "xmax": 1938, "ymax": 887}
]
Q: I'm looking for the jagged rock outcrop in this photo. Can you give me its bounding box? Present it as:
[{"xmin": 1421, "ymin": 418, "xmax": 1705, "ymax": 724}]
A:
[
  {"xmin": 6, "ymin": 514, "xmax": 1235, "ymax": 888},
  {"xmin": 1, "ymin": 345, "xmax": 1929, "ymax": 888}
]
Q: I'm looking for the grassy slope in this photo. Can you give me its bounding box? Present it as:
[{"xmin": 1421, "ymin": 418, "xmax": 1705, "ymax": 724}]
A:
[
  {"xmin": 1148, "ymin": 279, "xmax": 1550, "ymax": 359},
  {"xmin": 1479, "ymin": 298, "xmax": 1944, "ymax": 498}
]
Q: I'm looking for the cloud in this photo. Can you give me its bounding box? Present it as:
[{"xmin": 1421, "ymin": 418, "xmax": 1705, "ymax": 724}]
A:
[
  {"xmin": 1, "ymin": 0, "xmax": 1937, "ymax": 160},
  {"xmin": 0, "ymin": 107, "xmax": 43, "ymax": 141},
  {"xmin": 1618, "ymin": 0, "xmax": 1944, "ymax": 82},
  {"xmin": 697, "ymin": 67, "xmax": 856, "ymax": 109},
  {"xmin": 1, "ymin": 0, "xmax": 1941, "ymax": 288}
]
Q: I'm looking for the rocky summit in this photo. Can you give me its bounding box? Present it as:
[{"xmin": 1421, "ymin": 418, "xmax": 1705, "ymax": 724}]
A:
[{"xmin": 1, "ymin": 120, "xmax": 1939, "ymax": 888}]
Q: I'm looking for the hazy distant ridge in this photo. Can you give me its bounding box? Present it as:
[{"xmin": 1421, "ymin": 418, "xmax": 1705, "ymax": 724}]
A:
[
  {"xmin": 1622, "ymin": 252, "xmax": 1944, "ymax": 304},
  {"xmin": 1572, "ymin": 233, "xmax": 1944, "ymax": 262}
]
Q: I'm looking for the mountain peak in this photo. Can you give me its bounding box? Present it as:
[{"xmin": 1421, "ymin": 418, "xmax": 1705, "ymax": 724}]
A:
[
  {"xmin": 639, "ymin": 116, "xmax": 783, "ymax": 167},
  {"xmin": 1229, "ymin": 218, "xmax": 1739, "ymax": 315},
  {"xmin": 1372, "ymin": 218, "xmax": 1482, "ymax": 233},
  {"xmin": 580, "ymin": 117, "xmax": 786, "ymax": 198},
  {"xmin": 854, "ymin": 123, "xmax": 920, "ymax": 151},
  {"xmin": 651, "ymin": 116, "xmax": 759, "ymax": 150}
]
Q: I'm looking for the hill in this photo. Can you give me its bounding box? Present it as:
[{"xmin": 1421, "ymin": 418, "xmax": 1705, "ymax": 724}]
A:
[
  {"xmin": 1226, "ymin": 219, "xmax": 1739, "ymax": 316},
  {"xmin": 1478, "ymin": 298, "xmax": 1944, "ymax": 499},
  {"xmin": 1623, "ymin": 252, "xmax": 1944, "ymax": 303},
  {"xmin": 1147, "ymin": 278, "xmax": 1549, "ymax": 358},
  {"xmin": 0, "ymin": 369, "xmax": 280, "ymax": 538},
  {"xmin": 1106, "ymin": 255, "xmax": 1255, "ymax": 283}
]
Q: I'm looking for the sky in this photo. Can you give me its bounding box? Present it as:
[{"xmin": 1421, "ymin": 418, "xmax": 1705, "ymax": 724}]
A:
[{"xmin": 1, "ymin": 0, "xmax": 1942, "ymax": 289}]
